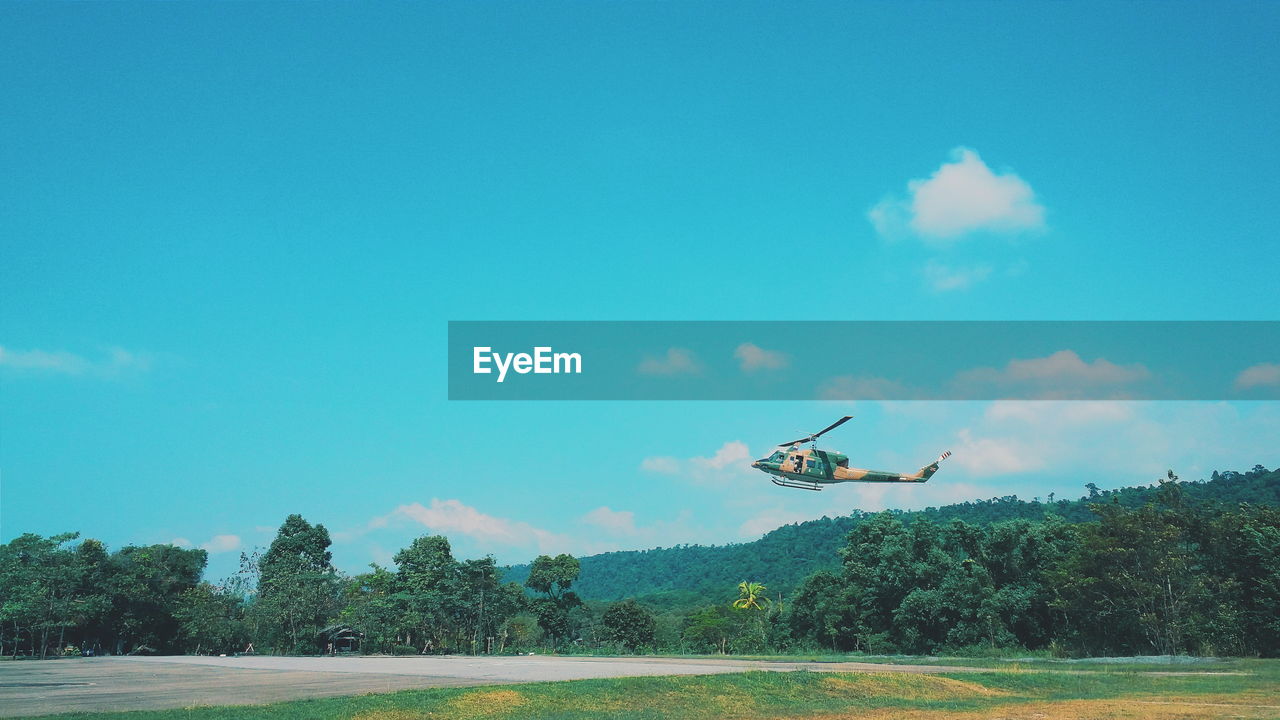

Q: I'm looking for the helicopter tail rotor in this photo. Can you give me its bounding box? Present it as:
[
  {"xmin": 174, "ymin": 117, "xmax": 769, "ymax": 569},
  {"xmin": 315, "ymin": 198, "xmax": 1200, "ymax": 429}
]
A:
[{"xmin": 919, "ymin": 451, "xmax": 952, "ymax": 480}]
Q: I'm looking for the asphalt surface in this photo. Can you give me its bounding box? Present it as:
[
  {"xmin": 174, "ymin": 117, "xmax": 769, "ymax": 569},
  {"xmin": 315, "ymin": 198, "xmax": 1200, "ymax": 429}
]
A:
[{"xmin": 0, "ymin": 654, "xmax": 989, "ymax": 716}]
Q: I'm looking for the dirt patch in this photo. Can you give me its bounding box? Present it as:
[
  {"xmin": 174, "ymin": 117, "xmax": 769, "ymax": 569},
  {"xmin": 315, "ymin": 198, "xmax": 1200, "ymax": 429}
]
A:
[{"xmin": 820, "ymin": 673, "xmax": 1009, "ymax": 700}]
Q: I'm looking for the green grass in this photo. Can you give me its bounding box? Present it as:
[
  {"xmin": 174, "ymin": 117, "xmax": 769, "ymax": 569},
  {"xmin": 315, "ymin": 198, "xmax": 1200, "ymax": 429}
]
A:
[
  {"xmin": 641, "ymin": 651, "xmax": 1270, "ymax": 673},
  {"xmin": 25, "ymin": 661, "xmax": 1280, "ymax": 720}
]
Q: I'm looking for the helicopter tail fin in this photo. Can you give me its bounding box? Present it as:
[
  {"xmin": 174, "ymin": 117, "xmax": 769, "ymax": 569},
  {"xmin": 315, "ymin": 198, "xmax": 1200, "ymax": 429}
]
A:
[{"xmin": 919, "ymin": 450, "xmax": 952, "ymax": 480}]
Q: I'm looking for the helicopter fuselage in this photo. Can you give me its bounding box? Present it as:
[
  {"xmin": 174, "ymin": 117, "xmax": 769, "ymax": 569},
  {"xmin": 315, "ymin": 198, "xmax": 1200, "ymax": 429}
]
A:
[{"xmin": 752, "ymin": 447, "xmax": 933, "ymax": 486}]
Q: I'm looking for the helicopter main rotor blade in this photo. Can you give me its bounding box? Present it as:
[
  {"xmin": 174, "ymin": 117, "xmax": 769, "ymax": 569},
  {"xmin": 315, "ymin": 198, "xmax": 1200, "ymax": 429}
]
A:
[
  {"xmin": 777, "ymin": 415, "xmax": 852, "ymax": 447},
  {"xmin": 813, "ymin": 415, "xmax": 852, "ymax": 439}
]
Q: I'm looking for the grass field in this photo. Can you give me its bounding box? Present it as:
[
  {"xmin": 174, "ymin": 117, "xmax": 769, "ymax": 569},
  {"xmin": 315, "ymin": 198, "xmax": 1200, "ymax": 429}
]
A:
[{"xmin": 25, "ymin": 660, "xmax": 1280, "ymax": 720}]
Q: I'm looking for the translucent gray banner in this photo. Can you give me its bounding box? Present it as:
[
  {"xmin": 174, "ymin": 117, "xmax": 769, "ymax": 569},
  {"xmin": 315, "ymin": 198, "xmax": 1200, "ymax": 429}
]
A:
[{"xmin": 448, "ymin": 321, "xmax": 1279, "ymax": 401}]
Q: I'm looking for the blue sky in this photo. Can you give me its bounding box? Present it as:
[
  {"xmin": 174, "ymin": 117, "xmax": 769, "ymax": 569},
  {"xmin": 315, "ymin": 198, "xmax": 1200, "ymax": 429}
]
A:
[{"xmin": 2, "ymin": 2, "xmax": 1278, "ymax": 581}]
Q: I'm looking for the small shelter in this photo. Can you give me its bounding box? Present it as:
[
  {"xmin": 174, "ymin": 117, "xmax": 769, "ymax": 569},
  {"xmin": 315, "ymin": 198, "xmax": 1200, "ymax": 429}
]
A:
[{"xmin": 316, "ymin": 624, "xmax": 364, "ymax": 654}]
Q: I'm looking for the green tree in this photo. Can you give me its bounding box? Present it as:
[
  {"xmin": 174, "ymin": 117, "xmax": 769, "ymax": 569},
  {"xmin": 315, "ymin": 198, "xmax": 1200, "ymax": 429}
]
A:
[
  {"xmin": 0, "ymin": 533, "xmax": 83, "ymax": 658},
  {"xmin": 525, "ymin": 554, "xmax": 582, "ymax": 649},
  {"xmin": 602, "ymin": 599, "xmax": 656, "ymax": 652},
  {"xmin": 106, "ymin": 543, "xmax": 207, "ymax": 654},
  {"xmin": 394, "ymin": 535, "xmax": 458, "ymax": 652},
  {"xmin": 525, "ymin": 554, "xmax": 580, "ymax": 599},
  {"xmin": 732, "ymin": 581, "xmax": 771, "ymax": 611},
  {"xmin": 174, "ymin": 583, "xmax": 245, "ymax": 655},
  {"xmin": 256, "ymin": 514, "xmax": 339, "ymax": 653},
  {"xmin": 1055, "ymin": 476, "xmax": 1209, "ymax": 655}
]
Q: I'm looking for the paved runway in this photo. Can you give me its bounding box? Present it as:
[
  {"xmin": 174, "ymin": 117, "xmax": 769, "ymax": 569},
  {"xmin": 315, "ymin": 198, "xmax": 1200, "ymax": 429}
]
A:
[{"xmin": 0, "ymin": 654, "xmax": 984, "ymax": 716}]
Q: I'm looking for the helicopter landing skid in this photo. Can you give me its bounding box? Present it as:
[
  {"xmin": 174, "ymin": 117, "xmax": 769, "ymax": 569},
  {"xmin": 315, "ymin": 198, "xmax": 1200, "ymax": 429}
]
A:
[{"xmin": 771, "ymin": 476, "xmax": 822, "ymax": 491}]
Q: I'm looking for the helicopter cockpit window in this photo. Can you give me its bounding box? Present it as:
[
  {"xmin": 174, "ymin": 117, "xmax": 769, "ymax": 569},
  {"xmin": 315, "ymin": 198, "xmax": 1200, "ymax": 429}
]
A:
[{"xmin": 767, "ymin": 451, "xmax": 785, "ymax": 463}]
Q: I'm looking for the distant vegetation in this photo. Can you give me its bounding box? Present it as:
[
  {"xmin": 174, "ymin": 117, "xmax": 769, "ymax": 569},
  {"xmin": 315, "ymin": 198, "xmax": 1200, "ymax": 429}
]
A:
[
  {"xmin": 504, "ymin": 465, "xmax": 1280, "ymax": 606},
  {"xmin": 2, "ymin": 466, "xmax": 1277, "ymax": 659}
]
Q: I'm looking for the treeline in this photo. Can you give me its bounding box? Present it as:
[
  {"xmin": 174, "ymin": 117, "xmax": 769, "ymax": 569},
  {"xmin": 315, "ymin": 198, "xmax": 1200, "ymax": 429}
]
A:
[
  {"xmin": 3, "ymin": 467, "xmax": 1278, "ymax": 658},
  {"xmin": 786, "ymin": 474, "xmax": 1280, "ymax": 656},
  {"xmin": 0, "ymin": 514, "xmax": 599, "ymax": 658},
  {"xmin": 506, "ymin": 465, "xmax": 1280, "ymax": 605}
]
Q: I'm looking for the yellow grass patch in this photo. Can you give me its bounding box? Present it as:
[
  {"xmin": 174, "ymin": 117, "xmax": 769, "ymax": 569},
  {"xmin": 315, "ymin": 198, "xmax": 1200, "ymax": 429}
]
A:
[
  {"xmin": 819, "ymin": 673, "xmax": 1009, "ymax": 700},
  {"xmin": 446, "ymin": 689, "xmax": 529, "ymax": 717},
  {"xmin": 807, "ymin": 697, "xmax": 1280, "ymax": 720}
]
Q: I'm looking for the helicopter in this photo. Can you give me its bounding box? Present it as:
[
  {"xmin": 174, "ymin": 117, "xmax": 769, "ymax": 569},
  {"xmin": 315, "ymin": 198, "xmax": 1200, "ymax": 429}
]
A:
[{"xmin": 751, "ymin": 416, "xmax": 951, "ymax": 491}]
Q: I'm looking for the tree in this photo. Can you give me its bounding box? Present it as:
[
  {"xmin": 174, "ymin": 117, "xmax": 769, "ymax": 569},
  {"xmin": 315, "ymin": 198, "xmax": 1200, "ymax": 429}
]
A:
[
  {"xmin": 0, "ymin": 533, "xmax": 83, "ymax": 658},
  {"xmin": 1056, "ymin": 479, "xmax": 1209, "ymax": 656},
  {"xmin": 106, "ymin": 543, "xmax": 207, "ymax": 654},
  {"xmin": 682, "ymin": 605, "xmax": 735, "ymax": 654},
  {"xmin": 732, "ymin": 581, "xmax": 771, "ymax": 611},
  {"xmin": 602, "ymin": 599, "xmax": 656, "ymax": 652},
  {"xmin": 255, "ymin": 515, "xmax": 338, "ymax": 653},
  {"xmin": 525, "ymin": 554, "xmax": 580, "ymax": 600},
  {"xmin": 175, "ymin": 583, "xmax": 245, "ymax": 655},
  {"xmin": 525, "ymin": 554, "xmax": 582, "ymax": 649}
]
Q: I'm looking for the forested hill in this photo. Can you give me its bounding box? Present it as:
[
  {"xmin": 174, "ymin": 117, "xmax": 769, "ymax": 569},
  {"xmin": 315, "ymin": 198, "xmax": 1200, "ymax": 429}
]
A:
[{"xmin": 503, "ymin": 466, "xmax": 1279, "ymax": 606}]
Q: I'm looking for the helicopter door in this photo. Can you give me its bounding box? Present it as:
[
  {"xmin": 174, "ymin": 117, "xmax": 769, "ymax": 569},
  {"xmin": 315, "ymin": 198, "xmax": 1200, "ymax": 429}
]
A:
[{"xmin": 791, "ymin": 454, "xmax": 805, "ymax": 473}]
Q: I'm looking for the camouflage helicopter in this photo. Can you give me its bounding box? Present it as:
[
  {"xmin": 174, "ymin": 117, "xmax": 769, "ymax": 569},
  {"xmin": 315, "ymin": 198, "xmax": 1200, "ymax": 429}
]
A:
[{"xmin": 751, "ymin": 416, "xmax": 951, "ymax": 491}]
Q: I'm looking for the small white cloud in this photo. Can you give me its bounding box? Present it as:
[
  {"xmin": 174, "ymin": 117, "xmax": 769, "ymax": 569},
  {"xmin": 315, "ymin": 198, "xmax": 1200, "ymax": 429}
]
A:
[
  {"xmin": 953, "ymin": 350, "xmax": 1150, "ymax": 398},
  {"xmin": 691, "ymin": 441, "xmax": 753, "ymax": 471},
  {"xmin": 200, "ymin": 535, "xmax": 242, "ymax": 554},
  {"xmin": 640, "ymin": 456, "xmax": 681, "ymax": 474},
  {"xmin": 0, "ymin": 345, "xmax": 151, "ymax": 377},
  {"xmin": 951, "ymin": 429, "xmax": 1043, "ymax": 476},
  {"xmin": 922, "ymin": 261, "xmax": 993, "ymax": 292},
  {"xmin": 637, "ymin": 348, "xmax": 701, "ymax": 375},
  {"xmin": 170, "ymin": 537, "xmax": 193, "ymax": 548},
  {"xmin": 1235, "ymin": 363, "xmax": 1280, "ymax": 390},
  {"xmin": 870, "ymin": 148, "xmax": 1046, "ymax": 240},
  {"xmin": 734, "ymin": 342, "xmax": 788, "ymax": 372},
  {"xmin": 381, "ymin": 499, "xmax": 569, "ymax": 553},
  {"xmin": 640, "ymin": 441, "xmax": 756, "ymax": 485},
  {"xmin": 581, "ymin": 506, "xmax": 637, "ymax": 535}
]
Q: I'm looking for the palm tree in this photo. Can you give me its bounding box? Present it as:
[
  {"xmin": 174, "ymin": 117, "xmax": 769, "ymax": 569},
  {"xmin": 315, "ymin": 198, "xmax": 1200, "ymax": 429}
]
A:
[{"xmin": 732, "ymin": 581, "xmax": 771, "ymax": 611}]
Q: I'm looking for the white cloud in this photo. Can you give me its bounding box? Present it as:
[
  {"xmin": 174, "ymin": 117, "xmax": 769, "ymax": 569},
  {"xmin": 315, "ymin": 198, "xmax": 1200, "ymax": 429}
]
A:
[
  {"xmin": 870, "ymin": 147, "xmax": 1046, "ymax": 240},
  {"xmin": 379, "ymin": 499, "xmax": 570, "ymax": 553},
  {"xmin": 0, "ymin": 345, "xmax": 151, "ymax": 377},
  {"xmin": 1235, "ymin": 363, "xmax": 1280, "ymax": 390},
  {"xmin": 951, "ymin": 428, "xmax": 1043, "ymax": 476},
  {"xmin": 582, "ymin": 506, "xmax": 637, "ymax": 535},
  {"xmin": 170, "ymin": 537, "xmax": 193, "ymax": 548},
  {"xmin": 691, "ymin": 441, "xmax": 753, "ymax": 472},
  {"xmin": 953, "ymin": 350, "xmax": 1150, "ymax": 398},
  {"xmin": 641, "ymin": 441, "xmax": 756, "ymax": 485},
  {"xmin": 637, "ymin": 347, "xmax": 701, "ymax": 375},
  {"xmin": 938, "ymin": 400, "xmax": 1216, "ymax": 479},
  {"xmin": 922, "ymin": 261, "xmax": 993, "ymax": 292},
  {"xmin": 734, "ymin": 342, "xmax": 788, "ymax": 372},
  {"xmin": 200, "ymin": 534, "xmax": 242, "ymax": 554}
]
